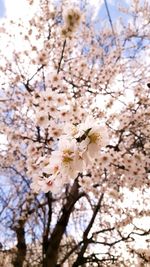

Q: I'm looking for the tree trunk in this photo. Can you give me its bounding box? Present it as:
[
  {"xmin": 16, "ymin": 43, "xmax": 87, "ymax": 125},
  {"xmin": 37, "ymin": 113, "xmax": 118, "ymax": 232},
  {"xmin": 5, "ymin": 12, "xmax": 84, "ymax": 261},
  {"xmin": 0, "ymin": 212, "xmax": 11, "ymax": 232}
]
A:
[
  {"xmin": 12, "ymin": 223, "xmax": 27, "ymax": 267},
  {"xmin": 43, "ymin": 179, "xmax": 83, "ymax": 267}
]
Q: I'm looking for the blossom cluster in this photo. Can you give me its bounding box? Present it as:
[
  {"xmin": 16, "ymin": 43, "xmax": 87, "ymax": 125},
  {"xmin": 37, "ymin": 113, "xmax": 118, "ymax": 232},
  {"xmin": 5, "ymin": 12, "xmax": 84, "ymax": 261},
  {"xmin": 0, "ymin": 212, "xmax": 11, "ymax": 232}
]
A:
[
  {"xmin": 61, "ymin": 8, "xmax": 82, "ymax": 38},
  {"xmin": 30, "ymin": 116, "xmax": 108, "ymax": 194}
]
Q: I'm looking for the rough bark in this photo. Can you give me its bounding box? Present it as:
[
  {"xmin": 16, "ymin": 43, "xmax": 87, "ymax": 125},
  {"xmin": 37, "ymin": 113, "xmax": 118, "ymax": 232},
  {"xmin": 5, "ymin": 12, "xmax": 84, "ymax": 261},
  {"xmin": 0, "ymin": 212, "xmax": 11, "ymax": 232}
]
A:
[
  {"xmin": 43, "ymin": 179, "xmax": 83, "ymax": 267},
  {"xmin": 12, "ymin": 222, "xmax": 27, "ymax": 267}
]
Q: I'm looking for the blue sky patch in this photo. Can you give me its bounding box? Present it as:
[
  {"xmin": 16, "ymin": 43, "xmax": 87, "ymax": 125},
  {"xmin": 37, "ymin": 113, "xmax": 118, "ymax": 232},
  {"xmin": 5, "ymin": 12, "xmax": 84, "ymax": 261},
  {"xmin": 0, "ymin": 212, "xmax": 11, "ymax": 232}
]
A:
[{"xmin": 0, "ymin": 0, "xmax": 5, "ymax": 17}]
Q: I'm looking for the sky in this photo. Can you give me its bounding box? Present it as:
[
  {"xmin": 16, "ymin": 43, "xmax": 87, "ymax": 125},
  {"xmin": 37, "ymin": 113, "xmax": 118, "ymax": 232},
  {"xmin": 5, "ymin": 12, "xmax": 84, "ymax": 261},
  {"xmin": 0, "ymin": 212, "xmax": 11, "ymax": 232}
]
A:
[
  {"xmin": 0, "ymin": 0, "xmax": 39, "ymax": 18},
  {"xmin": 0, "ymin": 0, "xmax": 5, "ymax": 17},
  {"xmin": 0, "ymin": 0, "xmax": 128, "ymax": 20}
]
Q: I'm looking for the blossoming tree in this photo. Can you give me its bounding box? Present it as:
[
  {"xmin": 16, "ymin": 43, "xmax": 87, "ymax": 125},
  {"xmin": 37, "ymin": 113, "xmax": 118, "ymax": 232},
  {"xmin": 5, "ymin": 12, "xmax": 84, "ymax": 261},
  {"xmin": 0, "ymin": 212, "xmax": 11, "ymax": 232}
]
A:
[{"xmin": 0, "ymin": 0, "xmax": 150, "ymax": 266}]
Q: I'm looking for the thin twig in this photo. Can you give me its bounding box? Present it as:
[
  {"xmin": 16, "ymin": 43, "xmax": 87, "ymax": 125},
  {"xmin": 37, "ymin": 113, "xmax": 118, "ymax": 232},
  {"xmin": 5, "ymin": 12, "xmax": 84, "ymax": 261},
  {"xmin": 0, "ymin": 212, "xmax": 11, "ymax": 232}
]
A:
[
  {"xmin": 57, "ymin": 39, "xmax": 66, "ymax": 74},
  {"xmin": 104, "ymin": 0, "xmax": 116, "ymax": 42}
]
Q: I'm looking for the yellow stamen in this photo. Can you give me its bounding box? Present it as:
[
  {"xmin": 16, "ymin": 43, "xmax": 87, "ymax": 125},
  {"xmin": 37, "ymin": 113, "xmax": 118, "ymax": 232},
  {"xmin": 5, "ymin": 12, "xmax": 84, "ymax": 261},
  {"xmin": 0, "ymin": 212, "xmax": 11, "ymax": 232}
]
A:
[
  {"xmin": 89, "ymin": 133, "xmax": 100, "ymax": 143},
  {"xmin": 62, "ymin": 155, "xmax": 73, "ymax": 164}
]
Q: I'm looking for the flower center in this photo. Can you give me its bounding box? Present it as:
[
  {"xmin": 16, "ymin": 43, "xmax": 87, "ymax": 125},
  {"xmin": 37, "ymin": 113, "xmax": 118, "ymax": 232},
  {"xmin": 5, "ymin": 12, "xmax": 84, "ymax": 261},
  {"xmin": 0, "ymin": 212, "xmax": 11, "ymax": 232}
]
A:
[
  {"xmin": 62, "ymin": 155, "xmax": 73, "ymax": 164},
  {"xmin": 89, "ymin": 133, "xmax": 100, "ymax": 143}
]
